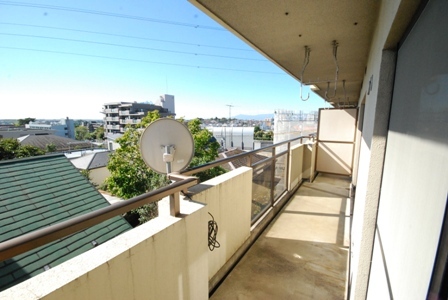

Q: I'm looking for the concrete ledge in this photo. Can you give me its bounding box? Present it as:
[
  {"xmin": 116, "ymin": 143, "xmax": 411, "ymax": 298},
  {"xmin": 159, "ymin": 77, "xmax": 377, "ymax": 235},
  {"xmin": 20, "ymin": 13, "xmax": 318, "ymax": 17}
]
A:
[{"xmin": 1, "ymin": 201, "xmax": 208, "ymax": 300}]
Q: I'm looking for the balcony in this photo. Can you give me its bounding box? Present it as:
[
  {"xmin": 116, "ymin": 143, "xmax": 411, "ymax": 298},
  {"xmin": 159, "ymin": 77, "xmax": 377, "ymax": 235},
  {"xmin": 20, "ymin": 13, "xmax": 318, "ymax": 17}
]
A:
[
  {"xmin": 103, "ymin": 108, "xmax": 119, "ymax": 114},
  {"xmin": 0, "ymin": 136, "xmax": 350, "ymax": 299},
  {"xmin": 211, "ymin": 173, "xmax": 350, "ymax": 299},
  {"xmin": 105, "ymin": 117, "xmax": 119, "ymax": 122},
  {"xmin": 106, "ymin": 124, "xmax": 120, "ymax": 130},
  {"xmin": 120, "ymin": 119, "xmax": 142, "ymax": 125}
]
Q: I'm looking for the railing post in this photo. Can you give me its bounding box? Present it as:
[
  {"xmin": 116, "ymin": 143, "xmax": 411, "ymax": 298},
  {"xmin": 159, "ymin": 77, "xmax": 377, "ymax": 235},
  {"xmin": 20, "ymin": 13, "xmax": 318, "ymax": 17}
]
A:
[
  {"xmin": 170, "ymin": 192, "xmax": 180, "ymax": 216},
  {"xmin": 286, "ymin": 142, "xmax": 291, "ymax": 191},
  {"xmin": 270, "ymin": 146, "xmax": 276, "ymax": 206}
]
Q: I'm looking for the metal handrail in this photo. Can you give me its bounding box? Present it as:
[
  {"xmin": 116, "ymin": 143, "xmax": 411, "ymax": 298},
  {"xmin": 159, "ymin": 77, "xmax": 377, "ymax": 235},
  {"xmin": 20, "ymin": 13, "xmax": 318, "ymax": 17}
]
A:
[
  {"xmin": 182, "ymin": 135, "xmax": 305, "ymax": 176},
  {"xmin": 0, "ymin": 177, "xmax": 198, "ymax": 262}
]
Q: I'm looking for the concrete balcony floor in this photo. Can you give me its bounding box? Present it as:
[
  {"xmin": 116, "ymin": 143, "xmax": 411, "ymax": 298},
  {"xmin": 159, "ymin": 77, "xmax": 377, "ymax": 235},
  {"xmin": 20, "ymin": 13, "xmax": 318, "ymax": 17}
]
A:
[{"xmin": 211, "ymin": 173, "xmax": 351, "ymax": 299}]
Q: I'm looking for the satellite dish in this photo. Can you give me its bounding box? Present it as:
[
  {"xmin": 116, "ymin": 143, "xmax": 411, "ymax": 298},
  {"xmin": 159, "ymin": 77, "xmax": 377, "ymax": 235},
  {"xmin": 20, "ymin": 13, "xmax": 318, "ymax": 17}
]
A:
[{"xmin": 140, "ymin": 118, "xmax": 194, "ymax": 174}]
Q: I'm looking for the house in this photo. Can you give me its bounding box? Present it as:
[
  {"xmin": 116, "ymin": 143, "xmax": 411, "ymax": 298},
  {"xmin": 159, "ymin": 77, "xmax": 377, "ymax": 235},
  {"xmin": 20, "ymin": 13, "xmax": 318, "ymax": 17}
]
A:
[
  {"xmin": 18, "ymin": 134, "xmax": 92, "ymax": 152},
  {"xmin": 69, "ymin": 151, "xmax": 111, "ymax": 187},
  {"xmin": 0, "ymin": 128, "xmax": 56, "ymax": 139},
  {"xmin": 104, "ymin": 133, "xmax": 123, "ymax": 151},
  {"xmin": 0, "ymin": 154, "xmax": 132, "ymax": 291},
  {"xmin": 218, "ymin": 148, "xmax": 266, "ymax": 171}
]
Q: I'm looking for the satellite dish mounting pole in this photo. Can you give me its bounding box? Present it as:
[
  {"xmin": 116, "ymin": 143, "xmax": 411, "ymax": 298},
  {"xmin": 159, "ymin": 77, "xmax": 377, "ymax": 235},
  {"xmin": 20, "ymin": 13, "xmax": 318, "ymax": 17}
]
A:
[
  {"xmin": 162, "ymin": 144, "xmax": 180, "ymax": 216},
  {"xmin": 163, "ymin": 145, "xmax": 175, "ymax": 174},
  {"xmin": 140, "ymin": 118, "xmax": 196, "ymax": 217}
]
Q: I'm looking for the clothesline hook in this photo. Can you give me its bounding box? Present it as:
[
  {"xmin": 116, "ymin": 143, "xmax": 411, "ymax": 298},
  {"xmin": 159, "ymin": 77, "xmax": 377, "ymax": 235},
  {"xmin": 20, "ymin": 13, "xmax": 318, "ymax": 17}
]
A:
[
  {"xmin": 326, "ymin": 40, "xmax": 339, "ymax": 100},
  {"xmin": 300, "ymin": 46, "xmax": 311, "ymax": 101}
]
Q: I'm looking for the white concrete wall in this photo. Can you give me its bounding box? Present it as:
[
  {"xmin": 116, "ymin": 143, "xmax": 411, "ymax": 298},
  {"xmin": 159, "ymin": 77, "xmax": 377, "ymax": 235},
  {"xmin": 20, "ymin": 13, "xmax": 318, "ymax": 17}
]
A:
[
  {"xmin": 350, "ymin": 0, "xmax": 414, "ymax": 298},
  {"xmin": 302, "ymin": 142, "xmax": 317, "ymax": 181},
  {"xmin": 316, "ymin": 108, "xmax": 357, "ymax": 175},
  {"xmin": 1, "ymin": 201, "xmax": 209, "ymax": 300},
  {"xmin": 366, "ymin": 0, "xmax": 448, "ymax": 298},
  {"xmin": 189, "ymin": 167, "xmax": 253, "ymax": 281},
  {"xmin": 288, "ymin": 143, "xmax": 303, "ymax": 190},
  {"xmin": 89, "ymin": 167, "xmax": 110, "ymax": 187}
]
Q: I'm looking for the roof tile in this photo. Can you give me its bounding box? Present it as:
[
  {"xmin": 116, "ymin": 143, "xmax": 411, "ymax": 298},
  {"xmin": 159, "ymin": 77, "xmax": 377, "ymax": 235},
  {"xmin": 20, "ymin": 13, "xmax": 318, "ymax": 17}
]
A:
[{"xmin": 0, "ymin": 154, "xmax": 132, "ymax": 291}]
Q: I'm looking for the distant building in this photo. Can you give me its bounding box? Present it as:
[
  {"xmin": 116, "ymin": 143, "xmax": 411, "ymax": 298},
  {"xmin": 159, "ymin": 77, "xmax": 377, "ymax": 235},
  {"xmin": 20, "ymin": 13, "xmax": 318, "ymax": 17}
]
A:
[
  {"xmin": 104, "ymin": 133, "xmax": 123, "ymax": 151},
  {"xmin": 25, "ymin": 117, "xmax": 75, "ymax": 139},
  {"xmin": 81, "ymin": 121, "xmax": 103, "ymax": 133},
  {"xmin": 207, "ymin": 126, "xmax": 254, "ymax": 151},
  {"xmin": 0, "ymin": 127, "xmax": 55, "ymax": 139},
  {"xmin": 18, "ymin": 134, "xmax": 93, "ymax": 152},
  {"xmin": 273, "ymin": 110, "xmax": 318, "ymax": 144},
  {"xmin": 102, "ymin": 100, "xmax": 175, "ymax": 135},
  {"xmin": 260, "ymin": 118, "xmax": 274, "ymax": 130},
  {"xmin": 156, "ymin": 94, "xmax": 175, "ymax": 116}
]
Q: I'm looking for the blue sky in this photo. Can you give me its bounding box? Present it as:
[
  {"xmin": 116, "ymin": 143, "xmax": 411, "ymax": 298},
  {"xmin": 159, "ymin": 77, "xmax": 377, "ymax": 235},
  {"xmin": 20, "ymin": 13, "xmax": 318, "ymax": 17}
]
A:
[{"xmin": 0, "ymin": 0, "xmax": 325, "ymax": 120}]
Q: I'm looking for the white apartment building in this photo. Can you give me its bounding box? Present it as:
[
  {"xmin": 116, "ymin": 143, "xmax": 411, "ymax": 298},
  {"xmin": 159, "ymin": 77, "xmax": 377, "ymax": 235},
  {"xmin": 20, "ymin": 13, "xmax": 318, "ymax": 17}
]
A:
[{"xmin": 102, "ymin": 99, "xmax": 175, "ymax": 135}]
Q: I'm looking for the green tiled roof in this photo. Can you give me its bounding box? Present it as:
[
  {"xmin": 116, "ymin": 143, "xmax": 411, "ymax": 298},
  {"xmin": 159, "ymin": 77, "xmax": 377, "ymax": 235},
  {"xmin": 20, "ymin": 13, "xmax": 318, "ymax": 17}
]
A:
[{"xmin": 0, "ymin": 154, "xmax": 132, "ymax": 291}]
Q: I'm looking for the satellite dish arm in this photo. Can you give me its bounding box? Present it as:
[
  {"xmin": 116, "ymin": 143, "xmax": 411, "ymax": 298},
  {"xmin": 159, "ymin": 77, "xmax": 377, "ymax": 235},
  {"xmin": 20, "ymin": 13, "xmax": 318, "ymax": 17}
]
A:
[{"xmin": 162, "ymin": 145, "xmax": 175, "ymax": 174}]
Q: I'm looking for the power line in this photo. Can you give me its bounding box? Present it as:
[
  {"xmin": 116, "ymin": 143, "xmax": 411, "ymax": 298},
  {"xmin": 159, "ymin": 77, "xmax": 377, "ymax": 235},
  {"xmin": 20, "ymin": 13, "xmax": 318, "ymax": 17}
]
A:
[
  {"xmin": 0, "ymin": 22, "xmax": 253, "ymax": 52},
  {"xmin": 0, "ymin": 46, "xmax": 284, "ymax": 75},
  {"xmin": 0, "ymin": 32, "xmax": 266, "ymax": 61},
  {"xmin": 0, "ymin": 1, "xmax": 226, "ymax": 31}
]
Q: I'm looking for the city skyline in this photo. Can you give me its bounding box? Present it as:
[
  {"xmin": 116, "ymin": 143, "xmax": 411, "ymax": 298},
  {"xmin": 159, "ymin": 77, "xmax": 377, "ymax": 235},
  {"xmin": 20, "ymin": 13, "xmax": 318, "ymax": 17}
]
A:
[{"xmin": 0, "ymin": 0, "xmax": 326, "ymax": 120}]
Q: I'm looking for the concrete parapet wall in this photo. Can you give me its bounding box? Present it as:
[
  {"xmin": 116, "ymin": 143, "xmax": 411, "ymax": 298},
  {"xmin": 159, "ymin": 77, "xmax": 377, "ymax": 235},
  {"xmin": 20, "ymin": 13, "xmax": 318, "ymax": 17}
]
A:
[
  {"xmin": 1, "ymin": 201, "xmax": 208, "ymax": 300},
  {"xmin": 288, "ymin": 143, "xmax": 303, "ymax": 190},
  {"xmin": 189, "ymin": 167, "xmax": 253, "ymax": 282}
]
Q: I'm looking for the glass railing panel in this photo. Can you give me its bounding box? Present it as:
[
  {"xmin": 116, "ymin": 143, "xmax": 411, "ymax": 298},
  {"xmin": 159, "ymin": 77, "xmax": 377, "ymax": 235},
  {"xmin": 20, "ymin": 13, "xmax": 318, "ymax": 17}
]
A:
[
  {"xmin": 274, "ymin": 142, "xmax": 288, "ymax": 153},
  {"xmin": 251, "ymin": 161, "xmax": 273, "ymax": 221},
  {"xmin": 274, "ymin": 153, "xmax": 288, "ymax": 200}
]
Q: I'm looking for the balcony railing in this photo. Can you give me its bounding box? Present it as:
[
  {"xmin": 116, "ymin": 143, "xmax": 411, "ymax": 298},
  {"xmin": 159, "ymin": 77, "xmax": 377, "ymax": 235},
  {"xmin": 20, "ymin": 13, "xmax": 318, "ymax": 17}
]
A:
[
  {"xmin": 106, "ymin": 124, "xmax": 120, "ymax": 130},
  {"xmin": 105, "ymin": 116, "xmax": 119, "ymax": 122},
  {"xmin": 182, "ymin": 134, "xmax": 315, "ymax": 223},
  {"xmin": 120, "ymin": 119, "xmax": 142, "ymax": 125},
  {"xmin": 0, "ymin": 134, "xmax": 316, "ymax": 298},
  {"xmin": 103, "ymin": 108, "xmax": 119, "ymax": 113}
]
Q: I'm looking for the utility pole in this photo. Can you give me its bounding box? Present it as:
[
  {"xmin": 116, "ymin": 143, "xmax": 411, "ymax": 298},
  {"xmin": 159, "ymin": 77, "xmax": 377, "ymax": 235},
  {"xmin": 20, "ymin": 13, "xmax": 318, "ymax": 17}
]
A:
[{"xmin": 226, "ymin": 104, "xmax": 234, "ymax": 124}]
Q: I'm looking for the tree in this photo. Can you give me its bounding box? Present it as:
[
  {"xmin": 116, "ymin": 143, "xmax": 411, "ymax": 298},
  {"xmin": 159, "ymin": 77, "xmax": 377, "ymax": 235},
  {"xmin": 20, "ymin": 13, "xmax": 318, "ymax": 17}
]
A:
[
  {"xmin": 0, "ymin": 138, "xmax": 44, "ymax": 160},
  {"xmin": 187, "ymin": 118, "xmax": 226, "ymax": 182},
  {"xmin": 16, "ymin": 118, "xmax": 36, "ymax": 126},
  {"xmin": 17, "ymin": 145, "xmax": 45, "ymax": 158},
  {"xmin": 46, "ymin": 143, "xmax": 57, "ymax": 153},
  {"xmin": 93, "ymin": 126, "xmax": 105, "ymax": 141},
  {"xmin": 105, "ymin": 111, "xmax": 168, "ymax": 225},
  {"xmin": 75, "ymin": 125, "xmax": 89, "ymax": 140},
  {"xmin": 105, "ymin": 113, "xmax": 225, "ymax": 225},
  {"xmin": 253, "ymin": 126, "xmax": 273, "ymax": 141}
]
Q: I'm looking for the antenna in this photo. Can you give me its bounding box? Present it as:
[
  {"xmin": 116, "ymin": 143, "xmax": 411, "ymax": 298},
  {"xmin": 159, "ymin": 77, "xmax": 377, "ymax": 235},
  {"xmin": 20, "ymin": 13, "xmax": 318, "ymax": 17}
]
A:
[
  {"xmin": 140, "ymin": 119, "xmax": 194, "ymax": 174},
  {"xmin": 140, "ymin": 118, "xmax": 195, "ymax": 217}
]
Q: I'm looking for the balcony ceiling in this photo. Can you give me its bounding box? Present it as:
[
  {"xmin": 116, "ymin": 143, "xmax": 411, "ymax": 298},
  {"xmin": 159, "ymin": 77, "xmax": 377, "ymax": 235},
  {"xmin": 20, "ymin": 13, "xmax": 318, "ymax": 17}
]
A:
[{"xmin": 190, "ymin": 1, "xmax": 382, "ymax": 106}]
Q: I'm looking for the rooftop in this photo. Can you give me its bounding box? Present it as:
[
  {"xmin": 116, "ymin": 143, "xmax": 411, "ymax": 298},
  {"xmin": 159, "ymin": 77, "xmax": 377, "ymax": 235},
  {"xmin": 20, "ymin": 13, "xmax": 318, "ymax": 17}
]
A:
[{"xmin": 0, "ymin": 154, "xmax": 132, "ymax": 291}]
